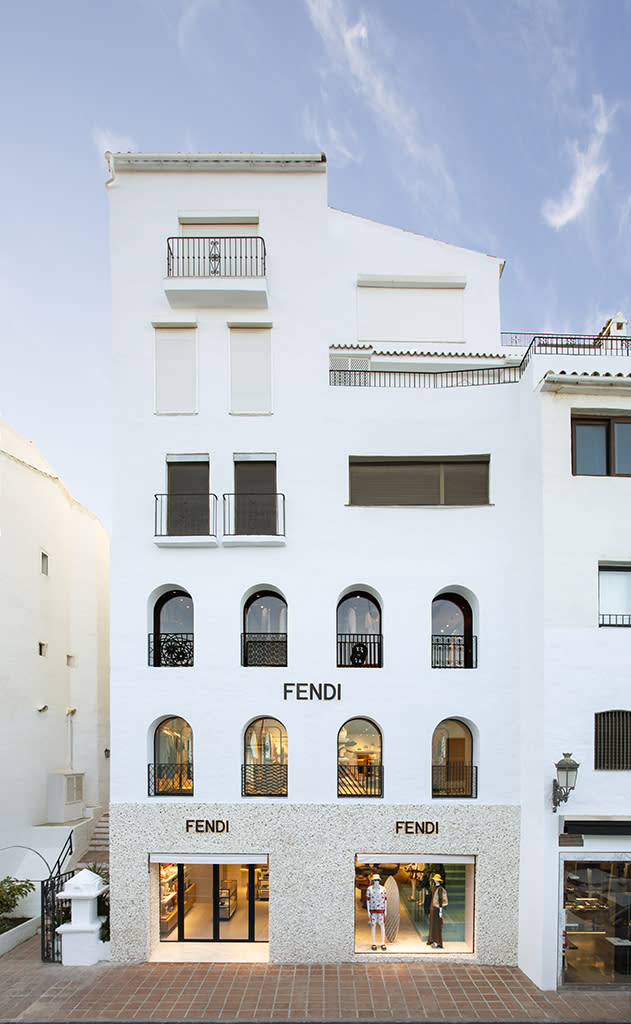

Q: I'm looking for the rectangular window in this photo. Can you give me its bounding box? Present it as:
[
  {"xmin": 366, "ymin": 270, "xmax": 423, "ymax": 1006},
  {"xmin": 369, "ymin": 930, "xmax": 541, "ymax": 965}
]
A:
[
  {"xmin": 595, "ymin": 711, "xmax": 631, "ymax": 769},
  {"xmin": 38, "ymin": 642, "xmax": 47, "ymax": 657},
  {"xmin": 230, "ymin": 328, "xmax": 272, "ymax": 414},
  {"xmin": 155, "ymin": 328, "xmax": 197, "ymax": 414},
  {"xmin": 234, "ymin": 457, "xmax": 277, "ymax": 535},
  {"xmin": 166, "ymin": 458, "xmax": 210, "ymax": 536},
  {"xmin": 66, "ymin": 654, "xmax": 76, "ymax": 668},
  {"xmin": 563, "ymin": 860, "xmax": 631, "ymax": 983},
  {"xmin": 599, "ymin": 567, "xmax": 631, "ymax": 626},
  {"xmin": 572, "ymin": 416, "xmax": 631, "ymax": 476},
  {"xmin": 40, "ymin": 551, "xmax": 49, "ymax": 575},
  {"xmin": 349, "ymin": 456, "xmax": 489, "ymax": 506}
]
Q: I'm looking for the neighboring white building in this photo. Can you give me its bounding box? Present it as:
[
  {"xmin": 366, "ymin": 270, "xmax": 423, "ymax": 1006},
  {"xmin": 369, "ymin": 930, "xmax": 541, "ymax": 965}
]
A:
[
  {"xmin": 0, "ymin": 421, "xmax": 110, "ymax": 905},
  {"xmin": 106, "ymin": 152, "xmax": 631, "ymax": 990}
]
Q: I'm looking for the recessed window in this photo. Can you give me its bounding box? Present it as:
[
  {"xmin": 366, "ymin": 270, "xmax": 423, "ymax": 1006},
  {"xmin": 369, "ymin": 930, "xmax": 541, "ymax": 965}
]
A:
[
  {"xmin": 150, "ymin": 717, "xmax": 193, "ymax": 795},
  {"xmin": 242, "ymin": 591, "xmax": 287, "ymax": 666},
  {"xmin": 149, "ymin": 590, "xmax": 194, "ymax": 666},
  {"xmin": 40, "ymin": 552, "xmax": 49, "ymax": 576},
  {"xmin": 242, "ymin": 718, "xmax": 288, "ymax": 796},
  {"xmin": 349, "ymin": 456, "xmax": 489, "ymax": 506},
  {"xmin": 572, "ymin": 417, "xmax": 631, "ymax": 476},
  {"xmin": 595, "ymin": 710, "xmax": 631, "ymax": 770},
  {"xmin": 599, "ymin": 567, "xmax": 631, "ymax": 626},
  {"xmin": 38, "ymin": 642, "xmax": 48, "ymax": 657},
  {"xmin": 66, "ymin": 655, "xmax": 76, "ymax": 668}
]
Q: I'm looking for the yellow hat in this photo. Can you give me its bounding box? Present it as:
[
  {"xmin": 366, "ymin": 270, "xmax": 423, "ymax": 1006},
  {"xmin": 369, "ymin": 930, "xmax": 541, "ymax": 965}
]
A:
[{"xmin": 432, "ymin": 874, "xmax": 443, "ymax": 882}]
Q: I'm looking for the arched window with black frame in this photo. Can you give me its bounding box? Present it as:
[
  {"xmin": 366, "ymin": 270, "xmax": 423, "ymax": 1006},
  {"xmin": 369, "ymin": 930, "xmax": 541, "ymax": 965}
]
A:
[
  {"xmin": 242, "ymin": 590, "xmax": 287, "ymax": 666},
  {"xmin": 149, "ymin": 589, "xmax": 194, "ymax": 666},
  {"xmin": 432, "ymin": 719, "xmax": 477, "ymax": 797},
  {"xmin": 431, "ymin": 592, "xmax": 476, "ymax": 668},
  {"xmin": 242, "ymin": 717, "xmax": 288, "ymax": 796},
  {"xmin": 337, "ymin": 718, "xmax": 383, "ymax": 797},
  {"xmin": 149, "ymin": 717, "xmax": 193, "ymax": 795},
  {"xmin": 336, "ymin": 591, "xmax": 382, "ymax": 667}
]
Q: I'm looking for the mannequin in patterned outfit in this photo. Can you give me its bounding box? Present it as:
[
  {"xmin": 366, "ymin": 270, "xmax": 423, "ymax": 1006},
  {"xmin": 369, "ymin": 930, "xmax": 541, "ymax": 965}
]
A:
[
  {"xmin": 366, "ymin": 873, "xmax": 387, "ymax": 950},
  {"xmin": 426, "ymin": 873, "xmax": 448, "ymax": 948}
]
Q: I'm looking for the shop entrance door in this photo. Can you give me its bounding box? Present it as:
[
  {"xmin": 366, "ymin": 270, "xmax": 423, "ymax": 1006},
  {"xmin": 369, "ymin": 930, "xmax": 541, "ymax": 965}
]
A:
[{"xmin": 160, "ymin": 862, "xmax": 269, "ymax": 942}]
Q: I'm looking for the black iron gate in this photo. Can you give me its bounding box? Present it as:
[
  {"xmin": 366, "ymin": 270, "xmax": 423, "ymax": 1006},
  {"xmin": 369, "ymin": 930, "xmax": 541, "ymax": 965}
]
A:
[{"xmin": 40, "ymin": 832, "xmax": 74, "ymax": 963}]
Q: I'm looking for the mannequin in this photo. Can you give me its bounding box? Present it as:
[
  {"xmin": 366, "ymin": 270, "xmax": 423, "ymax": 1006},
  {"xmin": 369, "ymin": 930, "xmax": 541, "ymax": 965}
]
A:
[
  {"xmin": 366, "ymin": 873, "xmax": 387, "ymax": 950},
  {"xmin": 426, "ymin": 873, "xmax": 448, "ymax": 949}
]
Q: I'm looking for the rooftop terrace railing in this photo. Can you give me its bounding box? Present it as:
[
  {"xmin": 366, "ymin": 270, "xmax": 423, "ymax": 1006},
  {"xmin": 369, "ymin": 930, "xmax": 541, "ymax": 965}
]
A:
[{"xmin": 330, "ymin": 333, "xmax": 631, "ymax": 391}]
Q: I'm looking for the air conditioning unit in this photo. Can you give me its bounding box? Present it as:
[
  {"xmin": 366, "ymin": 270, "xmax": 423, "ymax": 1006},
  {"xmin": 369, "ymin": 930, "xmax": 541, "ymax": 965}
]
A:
[{"xmin": 47, "ymin": 770, "xmax": 85, "ymax": 823}]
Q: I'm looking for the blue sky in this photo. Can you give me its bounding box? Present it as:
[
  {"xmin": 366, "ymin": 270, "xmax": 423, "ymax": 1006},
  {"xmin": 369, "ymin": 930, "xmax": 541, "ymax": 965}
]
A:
[{"xmin": 1, "ymin": 0, "xmax": 631, "ymax": 525}]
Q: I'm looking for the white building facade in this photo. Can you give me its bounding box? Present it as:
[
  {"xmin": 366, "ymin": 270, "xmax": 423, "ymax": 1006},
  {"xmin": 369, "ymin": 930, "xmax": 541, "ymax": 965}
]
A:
[
  {"xmin": 0, "ymin": 422, "xmax": 109, "ymax": 900},
  {"xmin": 106, "ymin": 152, "xmax": 631, "ymax": 990}
]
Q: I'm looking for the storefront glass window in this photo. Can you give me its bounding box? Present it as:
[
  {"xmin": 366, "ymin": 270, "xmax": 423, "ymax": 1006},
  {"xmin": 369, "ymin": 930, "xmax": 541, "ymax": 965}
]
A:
[
  {"xmin": 158, "ymin": 861, "xmax": 269, "ymax": 943},
  {"xmin": 354, "ymin": 859, "xmax": 474, "ymax": 953},
  {"xmin": 563, "ymin": 861, "xmax": 631, "ymax": 984}
]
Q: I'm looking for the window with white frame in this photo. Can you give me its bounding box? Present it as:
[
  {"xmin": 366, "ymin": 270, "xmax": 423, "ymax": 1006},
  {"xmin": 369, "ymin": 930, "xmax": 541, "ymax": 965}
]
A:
[{"xmin": 598, "ymin": 567, "xmax": 631, "ymax": 626}]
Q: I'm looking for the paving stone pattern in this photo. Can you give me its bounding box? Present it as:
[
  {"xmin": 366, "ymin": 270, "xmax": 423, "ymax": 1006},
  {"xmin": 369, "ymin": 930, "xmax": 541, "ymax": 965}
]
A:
[{"xmin": 1, "ymin": 938, "xmax": 630, "ymax": 1022}]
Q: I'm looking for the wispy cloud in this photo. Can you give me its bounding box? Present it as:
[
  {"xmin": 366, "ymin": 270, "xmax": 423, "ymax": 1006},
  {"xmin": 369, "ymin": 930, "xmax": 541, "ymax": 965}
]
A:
[
  {"xmin": 541, "ymin": 95, "xmax": 616, "ymax": 230},
  {"xmin": 303, "ymin": 0, "xmax": 457, "ymax": 219},
  {"xmin": 303, "ymin": 107, "xmax": 361, "ymax": 167},
  {"xmin": 92, "ymin": 126, "xmax": 138, "ymax": 159},
  {"xmin": 176, "ymin": 0, "xmax": 218, "ymax": 58}
]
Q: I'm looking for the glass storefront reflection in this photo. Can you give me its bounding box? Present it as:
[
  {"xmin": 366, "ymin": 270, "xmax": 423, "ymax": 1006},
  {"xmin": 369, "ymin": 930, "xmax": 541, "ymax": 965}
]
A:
[{"xmin": 563, "ymin": 861, "xmax": 631, "ymax": 984}]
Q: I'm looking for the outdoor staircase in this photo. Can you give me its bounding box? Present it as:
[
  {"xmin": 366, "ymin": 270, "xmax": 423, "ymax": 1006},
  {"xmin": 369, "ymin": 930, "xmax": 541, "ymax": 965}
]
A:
[{"xmin": 78, "ymin": 811, "xmax": 110, "ymax": 866}]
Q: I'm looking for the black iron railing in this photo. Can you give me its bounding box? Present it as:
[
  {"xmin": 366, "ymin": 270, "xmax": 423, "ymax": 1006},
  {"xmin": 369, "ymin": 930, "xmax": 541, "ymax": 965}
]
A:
[
  {"xmin": 148, "ymin": 633, "xmax": 194, "ymax": 667},
  {"xmin": 431, "ymin": 634, "xmax": 478, "ymax": 668},
  {"xmin": 241, "ymin": 633, "xmax": 287, "ymax": 666},
  {"xmin": 148, "ymin": 762, "xmax": 194, "ymax": 796},
  {"xmin": 241, "ymin": 763, "xmax": 288, "ymax": 797},
  {"xmin": 337, "ymin": 633, "xmax": 382, "ymax": 667},
  {"xmin": 40, "ymin": 832, "xmax": 75, "ymax": 963},
  {"xmin": 167, "ymin": 236, "xmax": 266, "ymax": 277},
  {"xmin": 599, "ymin": 614, "xmax": 631, "ymax": 627},
  {"xmin": 330, "ymin": 333, "xmax": 631, "ymax": 391},
  {"xmin": 155, "ymin": 493, "xmax": 217, "ymax": 537},
  {"xmin": 223, "ymin": 492, "xmax": 285, "ymax": 537},
  {"xmin": 338, "ymin": 763, "xmax": 383, "ymax": 797},
  {"xmin": 432, "ymin": 764, "xmax": 478, "ymax": 798}
]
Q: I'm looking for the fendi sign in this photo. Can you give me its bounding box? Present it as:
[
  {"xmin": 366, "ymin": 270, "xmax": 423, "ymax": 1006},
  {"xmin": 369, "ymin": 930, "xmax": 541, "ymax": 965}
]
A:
[
  {"xmin": 186, "ymin": 819, "xmax": 229, "ymax": 833},
  {"xmin": 283, "ymin": 682, "xmax": 342, "ymax": 700},
  {"xmin": 395, "ymin": 820, "xmax": 439, "ymax": 834}
]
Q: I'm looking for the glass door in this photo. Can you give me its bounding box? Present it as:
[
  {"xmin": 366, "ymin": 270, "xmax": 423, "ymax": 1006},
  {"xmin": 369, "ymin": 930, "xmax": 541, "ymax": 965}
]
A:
[{"xmin": 161, "ymin": 862, "xmax": 268, "ymax": 942}]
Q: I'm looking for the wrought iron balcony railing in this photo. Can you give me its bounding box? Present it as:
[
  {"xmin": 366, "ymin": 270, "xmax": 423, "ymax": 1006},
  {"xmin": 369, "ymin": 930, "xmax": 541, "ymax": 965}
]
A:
[
  {"xmin": 337, "ymin": 763, "xmax": 383, "ymax": 797},
  {"xmin": 223, "ymin": 493, "xmax": 285, "ymax": 537},
  {"xmin": 599, "ymin": 613, "xmax": 631, "ymax": 626},
  {"xmin": 432, "ymin": 764, "xmax": 478, "ymax": 798},
  {"xmin": 431, "ymin": 634, "xmax": 477, "ymax": 668},
  {"xmin": 148, "ymin": 762, "xmax": 194, "ymax": 796},
  {"xmin": 241, "ymin": 763, "xmax": 288, "ymax": 797},
  {"xmin": 154, "ymin": 493, "xmax": 218, "ymax": 537},
  {"xmin": 337, "ymin": 633, "xmax": 382, "ymax": 668},
  {"xmin": 241, "ymin": 633, "xmax": 287, "ymax": 667},
  {"xmin": 148, "ymin": 632, "xmax": 194, "ymax": 667},
  {"xmin": 167, "ymin": 236, "xmax": 266, "ymax": 278}
]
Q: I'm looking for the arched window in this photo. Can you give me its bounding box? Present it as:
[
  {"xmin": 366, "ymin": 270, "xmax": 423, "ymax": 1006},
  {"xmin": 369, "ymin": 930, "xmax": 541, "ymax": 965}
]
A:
[
  {"xmin": 432, "ymin": 719, "xmax": 476, "ymax": 797},
  {"xmin": 150, "ymin": 717, "xmax": 193, "ymax": 795},
  {"xmin": 150, "ymin": 589, "xmax": 194, "ymax": 667},
  {"xmin": 242, "ymin": 591, "xmax": 287, "ymax": 666},
  {"xmin": 431, "ymin": 592, "xmax": 476, "ymax": 668},
  {"xmin": 242, "ymin": 718, "xmax": 288, "ymax": 796},
  {"xmin": 336, "ymin": 591, "xmax": 382, "ymax": 667},
  {"xmin": 337, "ymin": 718, "xmax": 383, "ymax": 797}
]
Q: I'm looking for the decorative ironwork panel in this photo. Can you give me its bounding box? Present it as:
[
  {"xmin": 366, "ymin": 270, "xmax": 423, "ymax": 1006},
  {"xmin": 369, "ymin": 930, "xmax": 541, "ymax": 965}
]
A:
[
  {"xmin": 242, "ymin": 763, "xmax": 288, "ymax": 797},
  {"xmin": 166, "ymin": 236, "xmax": 266, "ymax": 278},
  {"xmin": 337, "ymin": 633, "xmax": 382, "ymax": 668},
  {"xmin": 148, "ymin": 633, "xmax": 194, "ymax": 667},
  {"xmin": 431, "ymin": 634, "xmax": 478, "ymax": 668},
  {"xmin": 599, "ymin": 613, "xmax": 631, "ymax": 627},
  {"xmin": 41, "ymin": 869, "xmax": 74, "ymax": 962},
  {"xmin": 432, "ymin": 764, "xmax": 478, "ymax": 798},
  {"xmin": 241, "ymin": 633, "xmax": 287, "ymax": 666},
  {"xmin": 148, "ymin": 762, "xmax": 194, "ymax": 796},
  {"xmin": 337, "ymin": 763, "xmax": 383, "ymax": 797}
]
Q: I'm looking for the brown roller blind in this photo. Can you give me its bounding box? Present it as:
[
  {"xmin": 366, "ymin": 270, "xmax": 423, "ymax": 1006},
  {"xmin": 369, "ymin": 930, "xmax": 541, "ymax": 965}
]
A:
[
  {"xmin": 595, "ymin": 710, "xmax": 631, "ymax": 770},
  {"xmin": 349, "ymin": 456, "xmax": 489, "ymax": 506}
]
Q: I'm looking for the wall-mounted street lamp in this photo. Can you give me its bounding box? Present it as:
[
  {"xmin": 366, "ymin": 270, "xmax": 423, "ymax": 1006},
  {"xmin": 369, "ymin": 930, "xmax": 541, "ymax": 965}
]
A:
[{"xmin": 552, "ymin": 752, "xmax": 580, "ymax": 812}]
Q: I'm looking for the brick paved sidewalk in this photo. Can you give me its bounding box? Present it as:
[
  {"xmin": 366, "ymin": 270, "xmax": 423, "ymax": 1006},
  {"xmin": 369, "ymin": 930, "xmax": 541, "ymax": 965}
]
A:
[{"xmin": 1, "ymin": 938, "xmax": 630, "ymax": 1022}]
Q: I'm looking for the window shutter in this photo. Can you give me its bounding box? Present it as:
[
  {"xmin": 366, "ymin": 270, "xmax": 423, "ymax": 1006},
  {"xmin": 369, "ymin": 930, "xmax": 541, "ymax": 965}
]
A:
[
  {"xmin": 595, "ymin": 710, "xmax": 631, "ymax": 770},
  {"xmin": 443, "ymin": 461, "xmax": 488, "ymax": 505}
]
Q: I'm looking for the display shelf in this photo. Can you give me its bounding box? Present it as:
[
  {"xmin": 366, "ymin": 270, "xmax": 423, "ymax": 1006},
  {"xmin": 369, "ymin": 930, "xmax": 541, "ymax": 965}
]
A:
[{"xmin": 219, "ymin": 879, "xmax": 238, "ymax": 919}]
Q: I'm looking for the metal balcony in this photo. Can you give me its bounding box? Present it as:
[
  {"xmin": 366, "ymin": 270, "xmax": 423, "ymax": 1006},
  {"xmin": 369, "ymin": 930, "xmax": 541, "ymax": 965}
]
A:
[
  {"xmin": 337, "ymin": 763, "xmax": 383, "ymax": 798},
  {"xmin": 165, "ymin": 236, "xmax": 268, "ymax": 309},
  {"xmin": 223, "ymin": 492, "xmax": 285, "ymax": 539},
  {"xmin": 241, "ymin": 633, "xmax": 287, "ymax": 667},
  {"xmin": 337, "ymin": 633, "xmax": 382, "ymax": 668},
  {"xmin": 432, "ymin": 764, "xmax": 478, "ymax": 798},
  {"xmin": 148, "ymin": 762, "xmax": 194, "ymax": 796},
  {"xmin": 154, "ymin": 493, "xmax": 218, "ymax": 538},
  {"xmin": 241, "ymin": 763, "xmax": 288, "ymax": 797},
  {"xmin": 148, "ymin": 633, "xmax": 194, "ymax": 667},
  {"xmin": 431, "ymin": 634, "xmax": 477, "ymax": 668}
]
